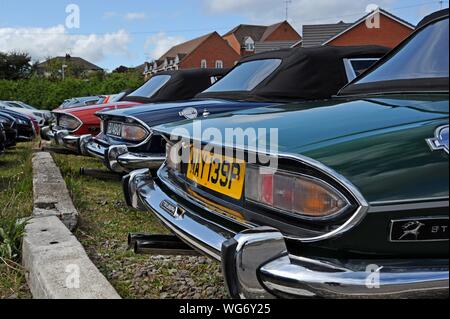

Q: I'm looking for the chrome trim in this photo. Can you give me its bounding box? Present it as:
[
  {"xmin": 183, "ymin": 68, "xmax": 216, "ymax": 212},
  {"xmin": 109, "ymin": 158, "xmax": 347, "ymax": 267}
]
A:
[
  {"xmin": 107, "ymin": 145, "xmax": 129, "ymax": 173},
  {"xmin": 117, "ymin": 152, "xmax": 165, "ymax": 170},
  {"xmin": 156, "ymin": 140, "xmax": 370, "ymax": 242},
  {"xmin": 389, "ymin": 216, "xmax": 449, "ymax": 243},
  {"xmin": 41, "ymin": 126, "xmax": 54, "ymax": 141},
  {"xmin": 79, "ymin": 135, "xmax": 93, "ymax": 156},
  {"xmin": 126, "ymin": 168, "xmax": 151, "ymax": 211},
  {"xmin": 62, "ymin": 135, "xmax": 81, "ymax": 153},
  {"xmin": 369, "ymin": 200, "xmax": 449, "ymax": 213},
  {"xmin": 371, "ymin": 197, "xmax": 450, "ymax": 206},
  {"xmin": 223, "ymin": 227, "xmax": 449, "ymax": 299},
  {"xmin": 107, "ymin": 145, "xmax": 165, "ymax": 173},
  {"xmin": 259, "ymin": 254, "xmax": 449, "ymax": 299},
  {"xmin": 55, "ymin": 130, "xmax": 69, "ymax": 145},
  {"xmin": 131, "ymin": 175, "xmax": 237, "ymax": 260},
  {"xmin": 56, "ymin": 113, "xmax": 82, "ymax": 132},
  {"xmin": 85, "ymin": 140, "xmax": 107, "ymax": 160},
  {"xmin": 223, "ymin": 228, "xmax": 286, "ymax": 299},
  {"xmin": 426, "ymin": 125, "xmax": 449, "ymax": 154}
]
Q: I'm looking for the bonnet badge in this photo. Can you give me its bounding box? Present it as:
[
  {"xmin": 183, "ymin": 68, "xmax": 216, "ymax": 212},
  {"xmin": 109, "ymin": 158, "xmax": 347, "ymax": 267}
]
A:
[
  {"xmin": 179, "ymin": 107, "xmax": 198, "ymax": 120},
  {"xmin": 426, "ymin": 125, "xmax": 448, "ymax": 154}
]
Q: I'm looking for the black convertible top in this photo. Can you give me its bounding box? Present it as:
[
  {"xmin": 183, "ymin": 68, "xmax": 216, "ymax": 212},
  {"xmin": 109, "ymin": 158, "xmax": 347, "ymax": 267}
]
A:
[
  {"xmin": 124, "ymin": 68, "xmax": 229, "ymax": 103},
  {"xmin": 339, "ymin": 10, "xmax": 449, "ymax": 96},
  {"xmin": 416, "ymin": 8, "xmax": 449, "ymax": 29},
  {"xmin": 196, "ymin": 45, "xmax": 389, "ymax": 102}
]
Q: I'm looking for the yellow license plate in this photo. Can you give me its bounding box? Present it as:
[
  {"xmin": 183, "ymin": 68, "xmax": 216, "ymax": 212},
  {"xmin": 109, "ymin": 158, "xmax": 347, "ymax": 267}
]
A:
[{"xmin": 187, "ymin": 148, "xmax": 245, "ymax": 200}]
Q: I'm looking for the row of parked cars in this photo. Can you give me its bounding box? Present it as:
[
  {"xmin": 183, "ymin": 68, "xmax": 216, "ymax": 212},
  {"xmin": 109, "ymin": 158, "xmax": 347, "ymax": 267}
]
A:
[
  {"xmin": 41, "ymin": 10, "xmax": 448, "ymax": 299},
  {"xmin": 0, "ymin": 101, "xmax": 51, "ymax": 154}
]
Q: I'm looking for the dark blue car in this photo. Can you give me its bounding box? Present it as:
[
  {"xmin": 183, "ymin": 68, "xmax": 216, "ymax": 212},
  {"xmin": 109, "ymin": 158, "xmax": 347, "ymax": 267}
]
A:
[{"xmin": 83, "ymin": 45, "xmax": 388, "ymax": 173}]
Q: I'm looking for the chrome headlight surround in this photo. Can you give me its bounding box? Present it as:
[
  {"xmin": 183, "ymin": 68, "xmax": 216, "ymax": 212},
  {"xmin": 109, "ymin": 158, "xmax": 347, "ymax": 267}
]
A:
[
  {"xmin": 58, "ymin": 114, "xmax": 82, "ymax": 131},
  {"xmin": 120, "ymin": 123, "xmax": 149, "ymax": 142}
]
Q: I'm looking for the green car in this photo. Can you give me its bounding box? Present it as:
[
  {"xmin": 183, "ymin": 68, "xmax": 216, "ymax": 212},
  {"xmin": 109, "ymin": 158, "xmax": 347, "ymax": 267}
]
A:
[{"xmin": 125, "ymin": 10, "xmax": 449, "ymax": 298}]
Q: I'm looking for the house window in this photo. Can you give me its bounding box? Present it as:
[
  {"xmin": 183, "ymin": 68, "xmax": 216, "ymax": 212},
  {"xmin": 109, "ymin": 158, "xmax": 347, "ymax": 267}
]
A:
[
  {"xmin": 200, "ymin": 59, "xmax": 208, "ymax": 68},
  {"xmin": 215, "ymin": 60, "xmax": 224, "ymax": 69}
]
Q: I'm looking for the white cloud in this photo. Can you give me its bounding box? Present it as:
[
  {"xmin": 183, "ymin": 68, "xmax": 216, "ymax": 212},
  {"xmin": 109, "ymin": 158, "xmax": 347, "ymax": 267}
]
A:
[
  {"xmin": 103, "ymin": 11, "xmax": 119, "ymax": 19},
  {"xmin": 124, "ymin": 12, "xmax": 148, "ymax": 21},
  {"xmin": 103, "ymin": 11, "xmax": 147, "ymax": 21},
  {"xmin": 0, "ymin": 25, "xmax": 131, "ymax": 64},
  {"xmin": 144, "ymin": 32, "xmax": 186, "ymax": 60},
  {"xmin": 204, "ymin": 0, "xmax": 396, "ymax": 30}
]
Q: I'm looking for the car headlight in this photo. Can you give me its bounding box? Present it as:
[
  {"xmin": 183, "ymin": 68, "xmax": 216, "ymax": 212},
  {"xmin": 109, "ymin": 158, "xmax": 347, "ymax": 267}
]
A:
[
  {"xmin": 33, "ymin": 112, "xmax": 43, "ymax": 118},
  {"xmin": 245, "ymin": 165, "xmax": 350, "ymax": 218},
  {"xmin": 58, "ymin": 114, "xmax": 81, "ymax": 130},
  {"xmin": 121, "ymin": 124, "xmax": 148, "ymax": 142}
]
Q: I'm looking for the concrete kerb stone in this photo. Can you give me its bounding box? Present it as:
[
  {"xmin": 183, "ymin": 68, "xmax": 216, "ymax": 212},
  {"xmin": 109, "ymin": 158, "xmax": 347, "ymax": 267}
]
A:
[
  {"xmin": 22, "ymin": 151, "xmax": 121, "ymax": 299},
  {"xmin": 32, "ymin": 152, "xmax": 78, "ymax": 230}
]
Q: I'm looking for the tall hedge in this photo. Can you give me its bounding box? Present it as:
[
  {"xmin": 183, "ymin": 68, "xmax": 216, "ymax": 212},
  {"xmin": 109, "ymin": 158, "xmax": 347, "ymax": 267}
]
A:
[{"xmin": 0, "ymin": 73, "xmax": 144, "ymax": 110}]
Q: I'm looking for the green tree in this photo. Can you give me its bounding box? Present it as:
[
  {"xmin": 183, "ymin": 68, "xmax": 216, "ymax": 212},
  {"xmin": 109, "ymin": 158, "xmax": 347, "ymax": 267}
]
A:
[{"xmin": 0, "ymin": 51, "xmax": 32, "ymax": 80}]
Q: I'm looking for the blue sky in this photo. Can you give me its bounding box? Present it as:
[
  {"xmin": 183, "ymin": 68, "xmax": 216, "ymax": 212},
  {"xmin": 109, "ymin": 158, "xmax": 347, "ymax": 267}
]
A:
[{"xmin": 0, "ymin": 0, "xmax": 448, "ymax": 71}]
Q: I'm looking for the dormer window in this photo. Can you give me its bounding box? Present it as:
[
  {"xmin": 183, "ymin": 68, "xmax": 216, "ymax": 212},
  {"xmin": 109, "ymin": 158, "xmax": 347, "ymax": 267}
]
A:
[{"xmin": 201, "ymin": 59, "xmax": 208, "ymax": 68}]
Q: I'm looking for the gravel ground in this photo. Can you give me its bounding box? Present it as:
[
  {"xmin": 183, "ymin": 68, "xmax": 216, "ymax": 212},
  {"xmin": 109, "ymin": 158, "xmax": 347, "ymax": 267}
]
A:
[
  {"xmin": 84, "ymin": 240, "xmax": 228, "ymax": 299},
  {"xmin": 111, "ymin": 255, "xmax": 227, "ymax": 299}
]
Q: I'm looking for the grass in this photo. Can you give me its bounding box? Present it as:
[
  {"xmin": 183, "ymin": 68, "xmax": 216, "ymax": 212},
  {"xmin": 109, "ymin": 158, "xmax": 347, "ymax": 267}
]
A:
[
  {"xmin": 53, "ymin": 153, "xmax": 226, "ymax": 299},
  {"xmin": 0, "ymin": 143, "xmax": 33, "ymax": 299}
]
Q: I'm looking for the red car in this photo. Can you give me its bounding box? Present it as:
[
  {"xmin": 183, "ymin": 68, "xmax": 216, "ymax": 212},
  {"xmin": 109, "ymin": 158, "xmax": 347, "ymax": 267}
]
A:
[
  {"xmin": 42, "ymin": 68, "xmax": 227, "ymax": 153},
  {"xmin": 43, "ymin": 101, "xmax": 140, "ymax": 143}
]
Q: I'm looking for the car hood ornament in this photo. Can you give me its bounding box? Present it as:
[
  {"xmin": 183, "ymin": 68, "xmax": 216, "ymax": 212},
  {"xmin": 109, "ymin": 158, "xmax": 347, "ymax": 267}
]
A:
[
  {"xmin": 179, "ymin": 107, "xmax": 198, "ymax": 120},
  {"xmin": 427, "ymin": 125, "xmax": 449, "ymax": 154}
]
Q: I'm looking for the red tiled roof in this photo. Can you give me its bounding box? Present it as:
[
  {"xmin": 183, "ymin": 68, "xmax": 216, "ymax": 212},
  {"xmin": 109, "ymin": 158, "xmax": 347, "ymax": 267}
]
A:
[
  {"xmin": 224, "ymin": 21, "xmax": 300, "ymax": 44},
  {"xmin": 159, "ymin": 32, "xmax": 215, "ymax": 61}
]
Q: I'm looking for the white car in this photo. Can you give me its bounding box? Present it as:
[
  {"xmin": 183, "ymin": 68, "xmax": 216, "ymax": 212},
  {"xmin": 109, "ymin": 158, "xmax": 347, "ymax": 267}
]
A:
[{"xmin": 0, "ymin": 101, "xmax": 48, "ymax": 126}]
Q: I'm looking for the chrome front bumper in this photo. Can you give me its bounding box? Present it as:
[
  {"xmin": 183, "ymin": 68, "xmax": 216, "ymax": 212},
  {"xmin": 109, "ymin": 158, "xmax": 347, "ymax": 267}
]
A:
[
  {"xmin": 41, "ymin": 125, "xmax": 71, "ymax": 146},
  {"xmin": 41, "ymin": 125, "xmax": 61, "ymax": 142},
  {"xmin": 86, "ymin": 141, "xmax": 165, "ymax": 173},
  {"xmin": 42, "ymin": 124, "xmax": 92, "ymax": 156},
  {"xmin": 62, "ymin": 134, "xmax": 93, "ymax": 155},
  {"xmin": 125, "ymin": 170, "xmax": 450, "ymax": 299}
]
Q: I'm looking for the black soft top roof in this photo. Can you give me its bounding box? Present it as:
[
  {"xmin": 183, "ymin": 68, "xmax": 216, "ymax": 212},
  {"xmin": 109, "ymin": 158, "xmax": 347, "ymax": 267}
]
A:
[
  {"xmin": 416, "ymin": 8, "xmax": 449, "ymax": 29},
  {"xmin": 339, "ymin": 10, "xmax": 449, "ymax": 97},
  {"xmin": 196, "ymin": 45, "xmax": 389, "ymax": 102},
  {"xmin": 124, "ymin": 68, "xmax": 229, "ymax": 103}
]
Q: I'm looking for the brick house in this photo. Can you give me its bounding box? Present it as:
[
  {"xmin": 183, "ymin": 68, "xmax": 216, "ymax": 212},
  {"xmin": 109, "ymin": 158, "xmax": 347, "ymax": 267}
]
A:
[
  {"xmin": 145, "ymin": 32, "xmax": 240, "ymax": 76},
  {"xmin": 301, "ymin": 8, "xmax": 415, "ymax": 49},
  {"xmin": 223, "ymin": 21, "xmax": 302, "ymax": 56}
]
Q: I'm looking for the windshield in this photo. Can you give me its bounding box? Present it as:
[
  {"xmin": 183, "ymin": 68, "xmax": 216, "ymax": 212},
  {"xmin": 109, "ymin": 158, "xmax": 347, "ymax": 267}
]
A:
[
  {"xmin": 356, "ymin": 18, "xmax": 449, "ymax": 85},
  {"xmin": 204, "ymin": 59, "xmax": 282, "ymax": 92},
  {"xmin": 128, "ymin": 75, "xmax": 171, "ymax": 98}
]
